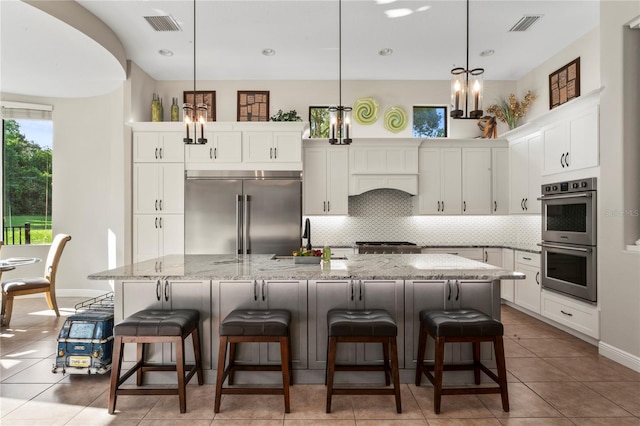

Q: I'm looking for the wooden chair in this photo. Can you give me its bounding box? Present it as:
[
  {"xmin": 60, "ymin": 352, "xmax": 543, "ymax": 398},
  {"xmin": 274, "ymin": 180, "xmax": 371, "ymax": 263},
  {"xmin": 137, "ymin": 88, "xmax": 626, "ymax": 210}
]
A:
[{"xmin": 1, "ymin": 234, "xmax": 71, "ymax": 326}]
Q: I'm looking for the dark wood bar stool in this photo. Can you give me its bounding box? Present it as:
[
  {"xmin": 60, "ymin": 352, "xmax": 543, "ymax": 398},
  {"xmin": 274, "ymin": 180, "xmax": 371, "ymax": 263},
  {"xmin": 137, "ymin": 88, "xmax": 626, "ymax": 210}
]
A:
[
  {"xmin": 108, "ymin": 309, "xmax": 203, "ymax": 414},
  {"xmin": 415, "ymin": 309, "xmax": 509, "ymax": 414},
  {"xmin": 215, "ymin": 309, "xmax": 292, "ymax": 413},
  {"xmin": 325, "ymin": 309, "xmax": 401, "ymax": 414}
]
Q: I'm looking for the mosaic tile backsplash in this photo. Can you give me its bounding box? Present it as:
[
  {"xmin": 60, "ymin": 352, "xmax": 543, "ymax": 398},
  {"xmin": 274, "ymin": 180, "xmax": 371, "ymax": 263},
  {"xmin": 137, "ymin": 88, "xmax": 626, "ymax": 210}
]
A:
[{"xmin": 305, "ymin": 189, "xmax": 541, "ymax": 247}]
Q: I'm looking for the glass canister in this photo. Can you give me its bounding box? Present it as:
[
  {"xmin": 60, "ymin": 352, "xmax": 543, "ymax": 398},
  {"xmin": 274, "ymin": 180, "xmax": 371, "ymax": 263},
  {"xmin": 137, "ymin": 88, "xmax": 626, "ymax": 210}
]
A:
[
  {"xmin": 151, "ymin": 94, "xmax": 162, "ymax": 122},
  {"xmin": 171, "ymin": 97, "xmax": 179, "ymax": 121}
]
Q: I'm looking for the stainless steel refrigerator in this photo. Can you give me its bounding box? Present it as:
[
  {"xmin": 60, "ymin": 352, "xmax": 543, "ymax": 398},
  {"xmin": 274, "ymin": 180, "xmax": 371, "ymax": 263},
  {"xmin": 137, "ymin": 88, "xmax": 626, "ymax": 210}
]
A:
[{"xmin": 185, "ymin": 170, "xmax": 302, "ymax": 255}]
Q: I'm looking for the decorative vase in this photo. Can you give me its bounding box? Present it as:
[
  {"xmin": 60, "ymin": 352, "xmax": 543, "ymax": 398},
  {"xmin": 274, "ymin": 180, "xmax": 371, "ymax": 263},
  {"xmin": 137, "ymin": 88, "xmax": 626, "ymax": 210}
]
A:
[
  {"xmin": 171, "ymin": 97, "xmax": 179, "ymax": 122},
  {"xmin": 151, "ymin": 94, "xmax": 162, "ymax": 122}
]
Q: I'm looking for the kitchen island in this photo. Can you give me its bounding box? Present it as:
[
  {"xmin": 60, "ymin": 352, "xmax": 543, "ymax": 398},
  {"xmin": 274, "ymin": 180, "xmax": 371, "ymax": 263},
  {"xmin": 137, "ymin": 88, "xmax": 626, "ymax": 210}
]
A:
[{"xmin": 89, "ymin": 254, "xmax": 524, "ymax": 384}]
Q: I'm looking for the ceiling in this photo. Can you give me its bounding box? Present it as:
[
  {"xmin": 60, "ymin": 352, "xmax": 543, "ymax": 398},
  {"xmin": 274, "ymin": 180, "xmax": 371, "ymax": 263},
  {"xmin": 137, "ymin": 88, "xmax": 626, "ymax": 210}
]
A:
[{"xmin": 1, "ymin": 0, "xmax": 599, "ymax": 98}]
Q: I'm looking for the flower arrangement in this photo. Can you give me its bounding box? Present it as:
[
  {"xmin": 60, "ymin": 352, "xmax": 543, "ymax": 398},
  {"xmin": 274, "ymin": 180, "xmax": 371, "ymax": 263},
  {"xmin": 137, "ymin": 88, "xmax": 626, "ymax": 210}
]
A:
[
  {"xmin": 486, "ymin": 91, "xmax": 537, "ymax": 130},
  {"xmin": 270, "ymin": 109, "xmax": 302, "ymax": 122}
]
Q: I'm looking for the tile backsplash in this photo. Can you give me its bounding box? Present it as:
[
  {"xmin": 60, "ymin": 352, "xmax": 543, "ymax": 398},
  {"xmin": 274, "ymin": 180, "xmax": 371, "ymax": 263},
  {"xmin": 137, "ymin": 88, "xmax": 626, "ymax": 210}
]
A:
[{"xmin": 306, "ymin": 189, "xmax": 541, "ymax": 247}]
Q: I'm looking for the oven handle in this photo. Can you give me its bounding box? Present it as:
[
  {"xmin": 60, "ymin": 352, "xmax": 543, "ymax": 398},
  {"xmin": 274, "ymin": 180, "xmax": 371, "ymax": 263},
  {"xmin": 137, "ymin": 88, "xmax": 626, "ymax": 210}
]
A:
[
  {"xmin": 539, "ymin": 242, "xmax": 592, "ymax": 253},
  {"xmin": 537, "ymin": 193, "xmax": 593, "ymax": 201}
]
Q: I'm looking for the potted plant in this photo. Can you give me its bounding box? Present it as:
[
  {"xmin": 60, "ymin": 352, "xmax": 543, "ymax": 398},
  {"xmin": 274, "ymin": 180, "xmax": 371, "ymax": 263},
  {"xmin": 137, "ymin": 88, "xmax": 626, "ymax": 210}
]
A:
[{"xmin": 270, "ymin": 109, "xmax": 302, "ymax": 122}]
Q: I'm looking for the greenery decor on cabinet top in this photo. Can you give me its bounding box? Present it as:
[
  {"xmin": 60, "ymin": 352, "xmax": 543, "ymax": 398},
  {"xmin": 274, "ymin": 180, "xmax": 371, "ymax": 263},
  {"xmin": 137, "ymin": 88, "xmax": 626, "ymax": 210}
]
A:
[{"xmin": 270, "ymin": 109, "xmax": 302, "ymax": 122}]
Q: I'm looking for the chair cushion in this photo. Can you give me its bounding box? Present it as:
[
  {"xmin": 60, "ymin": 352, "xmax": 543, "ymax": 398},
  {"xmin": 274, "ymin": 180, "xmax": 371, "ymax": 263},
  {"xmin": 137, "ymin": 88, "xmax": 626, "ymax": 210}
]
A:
[
  {"xmin": 114, "ymin": 309, "xmax": 199, "ymax": 337},
  {"xmin": 327, "ymin": 309, "xmax": 397, "ymax": 337},
  {"xmin": 420, "ymin": 309, "xmax": 503, "ymax": 338},
  {"xmin": 2, "ymin": 277, "xmax": 50, "ymax": 294},
  {"xmin": 220, "ymin": 309, "xmax": 291, "ymax": 337}
]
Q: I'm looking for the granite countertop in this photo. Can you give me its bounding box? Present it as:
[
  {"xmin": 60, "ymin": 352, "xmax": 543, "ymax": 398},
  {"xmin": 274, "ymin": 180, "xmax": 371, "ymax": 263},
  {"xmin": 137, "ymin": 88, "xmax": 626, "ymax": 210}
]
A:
[
  {"xmin": 329, "ymin": 244, "xmax": 541, "ymax": 254},
  {"xmin": 88, "ymin": 254, "xmax": 526, "ymax": 281}
]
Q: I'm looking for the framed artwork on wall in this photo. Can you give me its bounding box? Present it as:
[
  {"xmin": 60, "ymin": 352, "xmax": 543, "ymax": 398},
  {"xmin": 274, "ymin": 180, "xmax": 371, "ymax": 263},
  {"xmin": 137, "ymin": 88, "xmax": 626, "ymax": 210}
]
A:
[
  {"xmin": 549, "ymin": 57, "xmax": 580, "ymax": 109},
  {"xmin": 183, "ymin": 90, "xmax": 216, "ymax": 121},
  {"xmin": 237, "ymin": 90, "xmax": 269, "ymax": 121}
]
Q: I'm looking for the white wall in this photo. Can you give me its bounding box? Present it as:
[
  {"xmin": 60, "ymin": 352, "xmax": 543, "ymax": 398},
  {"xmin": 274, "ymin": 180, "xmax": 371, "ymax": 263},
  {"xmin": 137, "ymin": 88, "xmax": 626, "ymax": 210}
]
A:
[{"xmin": 1, "ymin": 88, "xmax": 126, "ymax": 297}]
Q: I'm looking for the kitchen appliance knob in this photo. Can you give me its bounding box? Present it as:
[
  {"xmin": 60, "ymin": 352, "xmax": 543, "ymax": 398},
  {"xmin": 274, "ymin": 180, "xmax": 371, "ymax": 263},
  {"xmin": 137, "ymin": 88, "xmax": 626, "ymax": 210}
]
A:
[
  {"xmin": 552, "ymin": 185, "xmax": 558, "ymax": 191},
  {"xmin": 572, "ymin": 183, "xmax": 579, "ymax": 189},
  {"xmin": 581, "ymin": 182, "xmax": 588, "ymax": 188},
  {"xmin": 545, "ymin": 186, "xmax": 551, "ymax": 192}
]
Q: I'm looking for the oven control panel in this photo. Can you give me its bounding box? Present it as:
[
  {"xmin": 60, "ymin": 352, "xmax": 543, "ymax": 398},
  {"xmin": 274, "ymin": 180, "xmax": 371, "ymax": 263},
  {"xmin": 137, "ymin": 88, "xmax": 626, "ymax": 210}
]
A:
[{"xmin": 542, "ymin": 177, "xmax": 596, "ymax": 195}]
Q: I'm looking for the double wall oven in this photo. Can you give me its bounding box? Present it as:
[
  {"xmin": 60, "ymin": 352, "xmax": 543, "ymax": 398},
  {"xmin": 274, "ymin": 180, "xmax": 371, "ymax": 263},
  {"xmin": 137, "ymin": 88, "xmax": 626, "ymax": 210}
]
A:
[{"xmin": 538, "ymin": 177, "xmax": 597, "ymax": 304}]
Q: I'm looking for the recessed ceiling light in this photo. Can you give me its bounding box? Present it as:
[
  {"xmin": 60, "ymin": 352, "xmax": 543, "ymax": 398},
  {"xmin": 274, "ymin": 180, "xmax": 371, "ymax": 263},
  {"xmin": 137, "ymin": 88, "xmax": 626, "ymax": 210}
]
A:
[
  {"xmin": 262, "ymin": 48, "xmax": 276, "ymax": 56},
  {"xmin": 480, "ymin": 49, "xmax": 495, "ymax": 57},
  {"xmin": 379, "ymin": 48, "xmax": 393, "ymax": 56},
  {"xmin": 158, "ymin": 49, "xmax": 173, "ymax": 56},
  {"xmin": 384, "ymin": 8, "xmax": 413, "ymax": 18},
  {"xmin": 376, "ymin": 0, "xmax": 397, "ymax": 4}
]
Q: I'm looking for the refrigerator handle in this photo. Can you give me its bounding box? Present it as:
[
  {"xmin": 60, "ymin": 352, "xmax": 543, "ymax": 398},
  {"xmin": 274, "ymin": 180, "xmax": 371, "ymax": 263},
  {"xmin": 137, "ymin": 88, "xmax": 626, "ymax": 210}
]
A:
[
  {"xmin": 243, "ymin": 194, "xmax": 249, "ymax": 254},
  {"xmin": 236, "ymin": 194, "xmax": 242, "ymax": 255}
]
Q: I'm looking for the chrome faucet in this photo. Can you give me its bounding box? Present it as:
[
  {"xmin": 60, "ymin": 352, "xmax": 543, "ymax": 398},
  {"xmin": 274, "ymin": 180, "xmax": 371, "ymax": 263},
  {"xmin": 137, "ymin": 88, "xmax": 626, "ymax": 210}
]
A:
[{"xmin": 302, "ymin": 218, "xmax": 312, "ymax": 250}]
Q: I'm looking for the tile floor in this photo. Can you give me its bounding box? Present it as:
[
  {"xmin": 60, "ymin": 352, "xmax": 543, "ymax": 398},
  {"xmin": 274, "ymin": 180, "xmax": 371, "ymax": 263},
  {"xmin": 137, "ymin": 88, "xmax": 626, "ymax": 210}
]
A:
[{"xmin": 1, "ymin": 297, "xmax": 640, "ymax": 425}]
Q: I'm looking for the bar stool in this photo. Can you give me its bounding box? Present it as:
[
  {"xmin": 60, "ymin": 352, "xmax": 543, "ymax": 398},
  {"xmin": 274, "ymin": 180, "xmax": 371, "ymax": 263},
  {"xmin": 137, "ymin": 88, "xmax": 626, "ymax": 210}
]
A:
[
  {"xmin": 415, "ymin": 309, "xmax": 509, "ymax": 414},
  {"xmin": 325, "ymin": 309, "xmax": 401, "ymax": 413},
  {"xmin": 108, "ymin": 309, "xmax": 203, "ymax": 414},
  {"xmin": 214, "ymin": 309, "xmax": 292, "ymax": 413}
]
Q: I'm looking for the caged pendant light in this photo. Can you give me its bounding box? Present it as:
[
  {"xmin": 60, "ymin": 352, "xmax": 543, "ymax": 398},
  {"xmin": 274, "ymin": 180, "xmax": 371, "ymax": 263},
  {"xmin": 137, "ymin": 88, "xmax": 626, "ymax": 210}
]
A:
[
  {"xmin": 183, "ymin": 0, "xmax": 207, "ymax": 144},
  {"xmin": 450, "ymin": 0, "xmax": 484, "ymax": 119},
  {"xmin": 329, "ymin": 0, "xmax": 352, "ymax": 145}
]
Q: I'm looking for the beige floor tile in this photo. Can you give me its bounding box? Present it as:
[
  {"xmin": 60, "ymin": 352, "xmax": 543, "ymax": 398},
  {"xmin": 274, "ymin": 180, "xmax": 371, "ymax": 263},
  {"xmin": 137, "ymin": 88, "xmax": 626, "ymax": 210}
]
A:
[
  {"xmin": 214, "ymin": 420, "xmax": 282, "ymax": 426},
  {"xmin": 2, "ymin": 338, "xmax": 57, "ymax": 359},
  {"xmin": 498, "ymin": 419, "xmax": 574, "ymax": 425},
  {"xmin": 285, "ymin": 384, "xmax": 354, "ymax": 420},
  {"xmin": 1, "ymin": 357, "xmax": 66, "ymax": 384},
  {"xmin": 478, "ymin": 382, "xmax": 562, "ymax": 418},
  {"xmin": 526, "ymin": 381, "xmax": 632, "ymax": 418},
  {"xmin": 66, "ymin": 388, "xmax": 160, "ymax": 422},
  {"xmin": 0, "ymin": 356, "xmax": 40, "ymax": 380},
  {"xmin": 139, "ymin": 420, "xmax": 213, "ymax": 426},
  {"xmin": 568, "ymin": 418, "xmax": 640, "ymax": 425},
  {"xmin": 544, "ymin": 357, "xmax": 639, "ymax": 382},
  {"xmin": 0, "ymin": 382, "xmax": 52, "ymax": 417},
  {"xmin": 505, "ymin": 357, "xmax": 575, "ymax": 382},
  {"xmin": 426, "ymin": 418, "xmax": 502, "ymax": 425},
  {"xmin": 0, "ymin": 420, "xmax": 69, "ymax": 426},
  {"xmin": 1, "ymin": 325, "xmax": 61, "ymax": 341},
  {"xmin": 503, "ymin": 323, "xmax": 568, "ymax": 340},
  {"xmin": 284, "ymin": 420, "xmax": 356, "ymax": 426},
  {"xmin": 516, "ymin": 338, "xmax": 596, "ymax": 358},
  {"xmin": 595, "ymin": 357, "xmax": 640, "ymax": 381},
  {"xmin": 408, "ymin": 383, "xmax": 494, "ymax": 418},
  {"xmin": 143, "ymin": 383, "xmax": 215, "ymax": 420},
  {"xmin": 351, "ymin": 385, "xmax": 422, "ymax": 419},
  {"xmin": 213, "ymin": 393, "xmax": 287, "ymax": 420},
  {"xmin": 583, "ymin": 381, "xmax": 640, "ymax": 416},
  {"xmin": 355, "ymin": 420, "xmax": 428, "ymax": 426},
  {"xmin": 503, "ymin": 339, "xmax": 536, "ymax": 358}
]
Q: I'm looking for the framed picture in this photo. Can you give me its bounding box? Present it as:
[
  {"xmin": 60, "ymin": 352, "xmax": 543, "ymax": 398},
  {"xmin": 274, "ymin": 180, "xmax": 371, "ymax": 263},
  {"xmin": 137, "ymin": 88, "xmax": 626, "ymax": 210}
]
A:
[
  {"xmin": 309, "ymin": 106, "xmax": 330, "ymax": 138},
  {"xmin": 183, "ymin": 90, "xmax": 216, "ymax": 121},
  {"xmin": 549, "ymin": 57, "xmax": 580, "ymax": 109},
  {"xmin": 237, "ymin": 90, "xmax": 269, "ymax": 121}
]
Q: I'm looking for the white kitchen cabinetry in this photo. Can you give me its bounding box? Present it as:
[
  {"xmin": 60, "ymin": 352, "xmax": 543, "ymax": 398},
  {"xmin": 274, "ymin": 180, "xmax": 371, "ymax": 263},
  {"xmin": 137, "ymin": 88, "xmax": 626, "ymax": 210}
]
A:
[
  {"xmin": 491, "ymin": 148, "xmax": 510, "ymax": 214},
  {"xmin": 185, "ymin": 131, "xmax": 242, "ymax": 164},
  {"xmin": 483, "ymin": 248, "xmax": 502, "ymax": 266},
  {"xmin": 216, "ymin": 280, "xmax": 308, "ymax": 370},
  {"xmin": 133, "ymin": 131, "xmax": 185, "ymax": 163},
  {"xmin": 414, "ymin": 147, "xmax": 462, "ymax": 214},
  {"xmin": 541, "ymin": 290, "xmax": 599, "ymax": 338},
  {"xmin": 509, "ymin": 133, "xmax": 541, "ymax": 214},
  {"xmin": 513, "ymin": 252, "xmax": 541, "ymax": 313},
  {"xmin": 421, "ymin": 247, "xmax": 483, "ymax": 261},
  {"xmin": 243, "ymin": 131, "xmax": 301, "ymax": 164},
  {"xmin": 462, "ymin": 148, "xmax": 492, "ymax": 214},
  {"xmin": 133, "ymin": 163, "xmax": 184, "ymax": 215},
  {"xmin": 542, "ymin": 105, "xmax": 599, "ymax": 176},
  {"xmin": 308, "ymin": 280, "xmax": 404, "ymax": 370},
  {"xmin": 116, "ymin": 280, "xmax": 212, "ymax": 369},
  {"xmin": 303, "ymin": 144, "xmax": 349, "ymax": 215},
  {"xmin": 501, "ymin": 249, "xmax": 515, "ymax": 302},
  {"xmin": 133, "ymin": 214, "xmax": 184, "ymax": 263}
]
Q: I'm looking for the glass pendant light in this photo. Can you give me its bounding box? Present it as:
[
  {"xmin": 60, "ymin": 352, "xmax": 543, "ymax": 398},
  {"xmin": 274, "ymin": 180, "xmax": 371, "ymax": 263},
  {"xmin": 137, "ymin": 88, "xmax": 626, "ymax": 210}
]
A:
[{"xmin": 183, "ymin": 0, "xmax": 207, "ymax": 144}]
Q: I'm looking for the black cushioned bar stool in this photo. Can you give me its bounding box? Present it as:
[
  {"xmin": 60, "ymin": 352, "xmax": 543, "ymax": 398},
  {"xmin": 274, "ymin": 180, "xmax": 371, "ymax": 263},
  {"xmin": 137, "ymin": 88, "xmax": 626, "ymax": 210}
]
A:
[
  {"xmin": 215, "ymin": 309, "xmax": 292, "ymax": 413},
  {"xmin": 325, "ymin": 309, "xmax": 401, "ymax": 413},
  {"xmin": 108, "ymin": 309, "xmax": 203, "ymax": 414},
  {"xmin": 415, "ymin": 309, "xmax": 509, "ymax": 414}
]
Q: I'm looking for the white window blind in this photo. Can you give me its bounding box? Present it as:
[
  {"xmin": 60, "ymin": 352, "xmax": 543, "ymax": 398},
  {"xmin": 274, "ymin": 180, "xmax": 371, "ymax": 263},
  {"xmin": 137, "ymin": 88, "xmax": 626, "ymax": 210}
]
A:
[{"xmin": 1, "ymin": 102, "xmax": 53, "ymax": 120}]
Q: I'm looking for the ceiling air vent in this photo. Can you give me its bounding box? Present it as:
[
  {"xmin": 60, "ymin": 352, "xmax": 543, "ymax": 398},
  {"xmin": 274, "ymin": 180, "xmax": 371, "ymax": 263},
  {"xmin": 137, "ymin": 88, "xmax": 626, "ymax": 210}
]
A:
[
  {"xmin": 509, "ymin": 15, "xmax": 543, "ymax": 32},
  {"xmin": 144, "ymin": 15, "xmax": 182, "ymax": 32}
]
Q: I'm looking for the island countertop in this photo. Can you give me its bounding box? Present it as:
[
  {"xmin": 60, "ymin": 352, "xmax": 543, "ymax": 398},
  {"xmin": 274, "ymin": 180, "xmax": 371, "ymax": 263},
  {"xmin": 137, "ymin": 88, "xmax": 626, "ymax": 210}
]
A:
[{"xmin": 88, "ymin": 253, "xmax": 526, "ymax": 281}]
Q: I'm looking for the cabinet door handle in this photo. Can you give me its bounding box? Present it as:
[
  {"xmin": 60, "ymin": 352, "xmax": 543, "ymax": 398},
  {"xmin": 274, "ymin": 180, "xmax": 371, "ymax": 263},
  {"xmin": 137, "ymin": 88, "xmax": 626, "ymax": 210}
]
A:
[
  {"xmin": 535, "ymin": 271, "xmax": 540, "ymax": 285},
  {"xmin": 463, "ymin": 201, "xmax": 466, "ymax": 212},
  {"xmin": 155, "ymin": 148, "xmax": 158, "ymax": 159},
  {"xmin": 484, "ymin": 251, "xmax": 488, "ymax": 262},
  {"xmin": 159, "ymin": 217, "xmax": 163, "ymax": 228},
  {"xmin": 560, "ymin": 310, "xmax": 573, "ymax": 317},
  {"xmin": 437, "ymin": 201, "xmax": 440, "ymax": 212},
  {"xmin": 209, "ymin": 148, "xmax": 213, "ymax": 159},
  {"xmin": 494, "ymin": 201, "xmax": 497, "ymax": 212},
  {"xmin": 359, "ymin": 280, "xmax": 363, "ymax": 301},
  {"xmin": 274, "ymin": 147, "xmax": 277, "ymax": 159},
  {"xmin": 253, "ymin": 280, "xmax": 258, "ymax": 301},
  {"xmin": 441, "ymin": 201, "xmax": 444, "ymax": 212},
  {"xmin": 565, "ymin": 152, "xmax": 570, "ymax": 167},
  {"xmin": 324, "ymin": 201, "xmax": 327, "ymax": 212},
  {"xmin": 455, "ymin": 280, "xmax": 460, "ymax": 301},
  {"xmin": 523, "ymin": 256, "xmax": 532, "ymax": 261},
  {"xmin": 214, "ymin": 147, "xmax": 217, "ymax": 159},
  {"xmin": 164, "ymin": 280, "xmax": 169, "ymax": 302},
  {"xmin": 327, "ymin": 201, "xmax": 330, "ymax": 212},
  {"xmin": 524, "ymin": 198, "xmax": 528, "ymax": 210},
  {"xmin": 262, "ymin": 280, "xmax": 266, "ymax": 302},
  {"xmin": 155, "ymin": 217, "xmax": 158, "ymax": 228},
  {"xmin": 156, "ymin": 280, "xmax": 161, "ymax": 301},
  {"xmin": 159, "ymin": 199, "xmax": 163, "ymax": 211},
  {"xmin": 270, "ymin": 147, "xmax": 273, "ymax": 159},
  {"xmin": 159, "ymin": 148, "xmax": 163, "ymax": 159},
  {"xmin": 350, "ymin": 280, "xmax": 354, "ymax": 301},
  {"xmin": 447, "ymin": 280, "xmax": 452, "ymax": 301},
  {"xmin": 561, "ymin": 153, "xmax": 565, "ymax": 168},
  {"xmin": 155, "ymin": 200, "xmax": 158, "ymax": 211}
]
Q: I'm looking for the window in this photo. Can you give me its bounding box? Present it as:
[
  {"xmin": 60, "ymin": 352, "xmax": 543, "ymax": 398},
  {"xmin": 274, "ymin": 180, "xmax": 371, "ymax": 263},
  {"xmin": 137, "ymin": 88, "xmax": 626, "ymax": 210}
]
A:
[
  {"xmin": 413, "ymin": 106, "xmax": 448, "ymax": 138},
  {"xmin": 309, "ymin": 106, "xmax": 330, "ymax": 138},
  {"xmin": 2, "ymin": 104, "xmax": 53, "ymax": 245}
]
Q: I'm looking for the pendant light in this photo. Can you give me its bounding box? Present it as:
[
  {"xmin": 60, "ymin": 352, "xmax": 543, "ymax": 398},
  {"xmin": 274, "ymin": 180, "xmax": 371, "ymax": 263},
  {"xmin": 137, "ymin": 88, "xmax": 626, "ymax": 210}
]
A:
[
  {"xmin": 329, "ymin": 0, "xmax": 352, "ymax": 145},
  {"xmin": 450, "ymin": 0, "xmax": 484, "ymax": 119},
  {"xmin": 183, "ymin": 0, "xmax": 207, "ymax": 144}
]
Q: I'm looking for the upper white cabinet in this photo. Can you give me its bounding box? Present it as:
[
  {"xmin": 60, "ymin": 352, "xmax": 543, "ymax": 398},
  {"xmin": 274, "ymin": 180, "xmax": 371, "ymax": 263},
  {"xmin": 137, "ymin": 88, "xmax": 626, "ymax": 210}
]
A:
[
  {"xmin": 303, "ymin": 142, "xmax": 349, "ymax": 215},
  {"xmin": 542, "ymin": 104, "xmax": 599, "ymax": 175},
  {"xmin": 462, "ymin": 148, "xmax": 492, "ymax": 214},
  {"xmin": 133, "ymin": 131, "xmax": 184, "ymax": 163},
  {"xmin": 185, "ymin": 131, "xmax": 242, "ymax": 164},
  {"xmin": 491, "ymin": 148, "xmax": 509, "ymax": 214},
  {"xmin": 509, "ymin": 133, "xmax": 541, "ymax": 214},
  {"xmin": 414, "ymin": 147, "xmax": 462, "ymax": 214},
  {"xmin": 243, "ymin": 131, "xmax": 302, "ymax": 164}
]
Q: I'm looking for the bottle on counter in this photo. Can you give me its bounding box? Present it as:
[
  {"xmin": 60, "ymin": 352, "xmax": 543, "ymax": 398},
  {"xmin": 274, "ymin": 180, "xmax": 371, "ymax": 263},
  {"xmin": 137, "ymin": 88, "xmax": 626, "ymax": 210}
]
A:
[
  {"xmin": 322, "ymin": 245, "xmax": 331, "ymax": 262},
  {"xmin": 151, "ymin": 93, "xmax": 162, "ymax": 122},
  {"xmin": 171, "ymin": 97, "xmax": 179, "ymax": 121}
]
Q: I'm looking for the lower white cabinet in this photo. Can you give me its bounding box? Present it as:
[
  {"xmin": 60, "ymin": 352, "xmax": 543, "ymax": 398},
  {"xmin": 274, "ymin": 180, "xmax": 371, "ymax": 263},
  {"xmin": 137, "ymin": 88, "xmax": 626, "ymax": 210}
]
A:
[
  {"xmin": 541, "ymin": 290, "xmax": 599, "ymax": 338},
  {"xmin": 500, "ymin": 249, "xmax": 515, "ymax": 303},
  {"xmin": 308, "ymin": 280, "xmax": 404, "ymax": 370},
  {"xmin": 116, "ymin": 280, "xmax": 212, "ymax": 369},
  {"xmin": 513, "ymin": 252, "xmax": 541, "ymax": 314},
  {"xmin": 216, "ymin": 280, "xmax": 308, "ymax": 369}
]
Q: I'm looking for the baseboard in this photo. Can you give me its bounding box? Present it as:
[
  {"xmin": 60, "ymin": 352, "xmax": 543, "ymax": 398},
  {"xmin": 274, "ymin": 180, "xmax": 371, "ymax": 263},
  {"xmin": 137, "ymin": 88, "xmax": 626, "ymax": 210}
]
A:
[{"xmin": 599, "ymin": 341, "xmax": 640, "ymax": 373}]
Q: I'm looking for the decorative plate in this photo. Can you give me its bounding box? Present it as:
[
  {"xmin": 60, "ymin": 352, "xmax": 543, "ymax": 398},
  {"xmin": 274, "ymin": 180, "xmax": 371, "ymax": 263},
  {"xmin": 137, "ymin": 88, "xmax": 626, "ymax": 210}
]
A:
[
  {"xmin": 353, "ymin": 97, "xmax": 379, "ymax": 125},
  {"xmin": 384, "ymin": 106, "xmax": 408, "ymax": 133}
]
